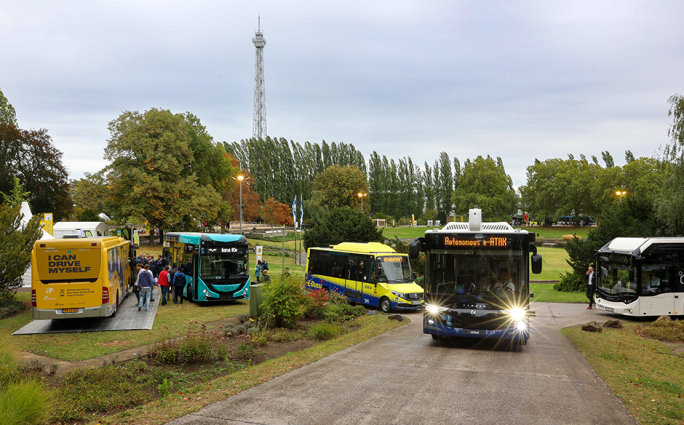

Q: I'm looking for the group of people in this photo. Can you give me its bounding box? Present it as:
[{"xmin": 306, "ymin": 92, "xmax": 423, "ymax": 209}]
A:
[
  {"xmin": 130, "ymin": 253, "xmax": 191, "ymax": 311},
  {"xmin": 254, "ymin": 259, "xmax": 270, "ymax": 283}
]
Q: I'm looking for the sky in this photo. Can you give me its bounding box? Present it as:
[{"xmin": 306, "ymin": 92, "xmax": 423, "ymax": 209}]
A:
[{"xmin": 1, "ymin": 0, "xmax": 682, "ymax": 189}]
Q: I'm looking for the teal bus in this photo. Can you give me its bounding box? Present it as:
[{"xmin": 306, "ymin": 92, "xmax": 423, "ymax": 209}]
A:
[{"xmin": 162, "ymin": 233, "xmax": 250, "ymax": 302}]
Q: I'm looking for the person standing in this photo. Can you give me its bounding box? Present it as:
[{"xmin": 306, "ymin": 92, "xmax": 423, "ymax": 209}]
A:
[
  {"xmin": 132, "ymin": 263, "xmax": 142, "ymax": 303},
  {"xmin": 585, "ymin": 265, "xmax": 596, "ymax": 309},
  {"xmin": 137, "ymin": 264, "xmax": 155, "ymax": 311},
  {"xmin": 158, "ymin": 266, "xmax": 170, "ymax": 306},
  {"xmin": 255, "ymin": 260, "xmax": 263, "ymax": 284},
  {"xmin": 173, "ymin": 266, "xmax": 186, "ymax": 304}
]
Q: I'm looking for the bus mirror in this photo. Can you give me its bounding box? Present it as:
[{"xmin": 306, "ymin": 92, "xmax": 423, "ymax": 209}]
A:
[
  {"xmin": 412, "ymin": 272, "xmax": 417, "ymax": 281},
  {"xmin": 409, "ymin": 239, "xmax": 422, "ymax": 259},
  {"xmin": 599, "ymin": 256, "xmax": 610, "ymax": 263},
  {"xmin": 531, "ymin": 254, "xmax": 542, "ymax": 274},
  {"xmin": 530, "ymin": 293, "xmax": 534, "ymax": 298}
]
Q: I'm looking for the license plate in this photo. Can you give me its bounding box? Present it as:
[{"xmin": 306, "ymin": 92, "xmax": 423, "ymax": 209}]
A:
[
  {"xmin": 604, "ymin": 306, "xmax": 614, "ymax": 312},
  {"xmin": 467, "ymin": 330, "xmax": 484, "ymax": 335},
  {"xmin": 412, "ymin": 301, "xmax": 421, "ymax": 305},
  {"xmin": 62, "ymin": 308, "xmax": 79, "ymax": 313}
]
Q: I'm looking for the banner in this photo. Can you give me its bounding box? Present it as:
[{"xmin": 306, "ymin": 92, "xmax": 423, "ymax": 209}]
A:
[
  {"xmin": 292, "ymin": 196, "xmax": 297, "ymax": 226},
  {"xmin": 300, "ymin": 195, "xmax": 304, "ymax": 227}
]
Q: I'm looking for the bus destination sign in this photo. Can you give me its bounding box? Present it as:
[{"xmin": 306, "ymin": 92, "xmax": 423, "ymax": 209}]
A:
[{"xmin": 440, "ymin": 235, "xmax": 511, "ymax": 249}]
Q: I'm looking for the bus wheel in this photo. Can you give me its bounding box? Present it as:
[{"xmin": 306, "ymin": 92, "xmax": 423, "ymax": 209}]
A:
[
  {"xmin": 322, "ymin": 286, "xmax": 329, "ymax": 294},
  {"xmin": 379, "ymin": 297, "xmax": 391, "ymax": 313},
  {"xmin": 186, "ymin": 285, "xmax": 192, "ymax": 301}
]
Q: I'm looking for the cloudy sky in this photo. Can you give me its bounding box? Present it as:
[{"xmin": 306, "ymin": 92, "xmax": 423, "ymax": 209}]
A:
[{"xmin": 1, "ymin": 0, "xmax": 682, "ymax": 188}]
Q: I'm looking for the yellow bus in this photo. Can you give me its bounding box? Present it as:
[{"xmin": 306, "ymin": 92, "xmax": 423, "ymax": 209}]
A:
[
  {"xmin": 31, "ymin": 236, "xmax": 133, "ymax": 319},
  {"xmin": 305, "ymin": 242, "xmax": 424, "ymax": 313}
]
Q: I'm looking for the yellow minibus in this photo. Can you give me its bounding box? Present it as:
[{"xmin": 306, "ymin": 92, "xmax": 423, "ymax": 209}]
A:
[
  {"xmin": 305, "ymin": 242, "xmax": 424, "ymax": 313},
  {"xmin": 31, "ymin": 236, "xmax": 133, "ymax": 319}
]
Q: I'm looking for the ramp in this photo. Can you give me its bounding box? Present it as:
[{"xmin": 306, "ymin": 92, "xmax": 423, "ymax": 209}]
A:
[{"xmin": 13, "ymin": 288, "xmax": 161, "ymax": 335}]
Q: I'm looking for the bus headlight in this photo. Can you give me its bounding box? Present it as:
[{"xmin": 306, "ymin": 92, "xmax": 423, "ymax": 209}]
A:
[
  {"xmin": 516, "ymin": 322, "xmax": 528, "ymax": 332},
  {"xmin": 391, "ymin": 290, "xmax": 405, "ymax": 299},
  {"xmin": 426, "ymin": 304, "xmax": 448, "ymax": 315},
  {"xmin": 504, "ymin": 307, "xmax": 526, "ymax": 321}
]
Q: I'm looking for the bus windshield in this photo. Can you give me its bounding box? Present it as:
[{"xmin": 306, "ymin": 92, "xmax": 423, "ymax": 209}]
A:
[
  {"xmin": 425, "ymin": 249, "xmax": 527, "ymax": 308},
  {"xmin": 377, "ymin": 256, "xmax": 412, "ymax": 284},
  {"xmin": 199, "ymin": 254, "xmax": 248, "ymax": 281},
  {"xmin": 597, "ymin": 254, "xmax": 637, "ymax": 302}
]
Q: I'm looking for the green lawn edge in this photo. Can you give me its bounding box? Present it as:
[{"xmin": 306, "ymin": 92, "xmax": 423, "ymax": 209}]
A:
[{"xmin": 562, "ymin": 323, "xmax": 684, "ymax": 425}]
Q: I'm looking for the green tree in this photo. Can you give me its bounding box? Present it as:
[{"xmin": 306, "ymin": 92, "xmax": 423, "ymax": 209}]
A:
[
  {"xmin": 311, "ymin": 165, "xmax": 369, "ymax": 211},
  {"xmin": 0, "ymin": 124, "xmax": 72, "ymax": 221},
  {"xmin": 1, "ymin": 176, "xmax": 30, "ymax": 207},
  {"xmin": 520, "ymin": 156, "xmax": 600, "ymax": 223},
  {"xmin": 303, "ymin": 207, "xmax": 384, "ymax": 249},
  {"xmin": 0, "ymin": 88, "xmax": 17, "ymax": 126},
  {"xmin": 104, "ymin": 108, "xmax": 228, "ymax": 244},
  {"xmin": 656, "ymin": 94, "xmax": 684, "ymax": 235},
  {"xmin": 451, "ymin": 156, "xmax": 517, "ymax": 222},
  {"xmin": 0, "ymin": 204, "xmax": 42, "ymax": 301},
  {"xmin": 72, "ymin": 171, "xmax": 111, "ymax": 217}
]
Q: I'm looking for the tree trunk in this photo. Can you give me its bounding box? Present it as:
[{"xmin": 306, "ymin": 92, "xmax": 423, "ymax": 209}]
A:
[
  {"xmin": 149, "ymin": 227, "xmax": 156, "ymax": 247},
  {"xmin": 158, "ymin": 228, "xmax": 164, "ymax": 245}
]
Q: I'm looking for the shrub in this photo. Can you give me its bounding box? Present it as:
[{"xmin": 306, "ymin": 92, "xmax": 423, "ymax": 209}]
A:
[
  {"xmin": 643, "ymin": 319, "xmax": 684, "ymax": 342},
  {"xmin": 149, "ymin": 321, "xmax": 219, "ymax": 364},
  {"xmin": 234, "ymin": 343, "xmax": 254, "ymax": 360},
  {"xmin": 0, "ymin": 345, "xmax": 20, "ymax": 389},
  {"xmin": 260, "ymin": 276, "xmax": 308, "ymax": 329},
  {"xmin": 309, "ymin": 322, "xmax": 341, "ymax": 340},
  {"xmin": 0, "ymin": 381, "xmax": 52, "ymax": 425},
  {"xmin": 553, "ymin": 272, "xmax": 585, "ymax": 292}
]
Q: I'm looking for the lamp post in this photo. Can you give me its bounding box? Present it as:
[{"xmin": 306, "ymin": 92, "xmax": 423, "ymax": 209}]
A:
[
  {"xmin": 357, "ymin": 192, "xmax": 367, "ymax": 212},
  {"xmin": 615, "ymin": 190, "xmax": 626, "ymax": 203},
  {"xmin": 237, "ymin": 175, "xmax": 244, "ymax": 235}
]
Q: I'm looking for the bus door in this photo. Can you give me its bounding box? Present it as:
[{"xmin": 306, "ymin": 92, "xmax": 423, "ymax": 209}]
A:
[
  {"xmin": 639, "ymin": 268, "xmax": 676, "ymax": 316},
  {"xmin": 346, "ymin": 256, "xmax": 367, "ymax": 302}
]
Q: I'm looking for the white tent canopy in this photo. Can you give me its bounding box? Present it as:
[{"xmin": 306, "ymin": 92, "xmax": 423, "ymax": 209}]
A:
[
  {"xmin": 20, "ymin": 202, "xmax": 54, "ymax": 287},
  {"xmin": 52, "ymin": 221, "xmax": 109, "ymax": 238}
]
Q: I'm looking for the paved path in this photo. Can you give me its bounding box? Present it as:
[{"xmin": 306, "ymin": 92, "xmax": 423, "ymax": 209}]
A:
[{"xmin": 169, "ymin": 303, "xmax": 635, "ymax": 425}]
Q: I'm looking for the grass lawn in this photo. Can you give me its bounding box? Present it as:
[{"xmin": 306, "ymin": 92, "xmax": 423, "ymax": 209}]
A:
[
  {"xmin": 563, "ymin": 322, "xmax": 684, "ymax": 425},
  {"xmin": 518, "ymin": 226, "xmax": 592, "ymax": 238},
  {"xmin": 535, "ymin": 247, "xmax": 571, "ymax": 281},
  {"xmin": 381, "ymin": 226, "xmax": 441, "ymax": 240},
  {"xmin": 4, "ymin": 294, "xmax": 250, "ymax": 362},
  {"xmin": 530, "ymin": 283, "xmax": 586, "ymax": 303}
]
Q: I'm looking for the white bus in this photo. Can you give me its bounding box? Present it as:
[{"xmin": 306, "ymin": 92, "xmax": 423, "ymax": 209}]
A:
[{"xmin": 595, "ymin": 237, "xmax": 684, "ymax": 317}]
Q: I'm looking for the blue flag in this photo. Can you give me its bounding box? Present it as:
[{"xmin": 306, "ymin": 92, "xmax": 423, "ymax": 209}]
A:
[
  {"xmin": 292, "ymin": 196, "xmax": 297, "ymax": 226},
  {"xmin": 300, "ymin": 195, "xmax": 304, "ymax": 227}
]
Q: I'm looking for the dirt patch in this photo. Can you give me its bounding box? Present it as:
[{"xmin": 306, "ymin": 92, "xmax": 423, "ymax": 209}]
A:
[
  {"xmin": 663, "ymin": 341, "xmax": 684, "ymax": 355},
  {"xmin": 97, "ymin": 340, "xmax": 132, "ymax": 347}
]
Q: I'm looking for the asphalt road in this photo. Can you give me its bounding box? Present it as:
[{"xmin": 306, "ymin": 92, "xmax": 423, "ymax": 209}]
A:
[{"xmin": 169, "ymin": 303, "xmax": 637, "ymax": 425}]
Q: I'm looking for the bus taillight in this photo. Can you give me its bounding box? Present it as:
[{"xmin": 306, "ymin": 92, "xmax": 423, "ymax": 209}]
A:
[
  {"xmin": 31, "ymin": 290, "xmax": 36, "ymax": 307},
  {"xmin": 102, "ymin": 287, "xmax": 109, "ymax": 305}
]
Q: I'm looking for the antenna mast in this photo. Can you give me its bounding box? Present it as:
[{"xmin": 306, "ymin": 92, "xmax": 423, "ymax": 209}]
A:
[{"xmin": 252, "ymin": 15, "xmax": 267, "ymax": 139}]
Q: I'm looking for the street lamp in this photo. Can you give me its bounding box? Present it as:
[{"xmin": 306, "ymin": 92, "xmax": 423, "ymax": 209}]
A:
[
  {"xmin": 615, "ymin": 190, "xmax": 626, "ymax": 203},
  {"xmin": 357, "ymin": 192, "xmax": 367, "ymax": 212},
  {"xmin": 237, "ymin": 175, "xmax": 244, "ymax": 234}
]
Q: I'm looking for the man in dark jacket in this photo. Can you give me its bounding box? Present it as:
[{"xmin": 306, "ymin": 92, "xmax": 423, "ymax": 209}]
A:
[
  {"xmin": 585, "ymin": 265, "xmax": 596, "ymax": 309},
  {"xmin": 173, "ymin": 266, "xmax": 186, "ymax": 304}
]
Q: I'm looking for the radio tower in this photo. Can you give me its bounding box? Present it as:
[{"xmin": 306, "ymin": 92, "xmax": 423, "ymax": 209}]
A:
[{"xmin": 252, "ymin": 15, "xmax": 267, "ymax": 140}]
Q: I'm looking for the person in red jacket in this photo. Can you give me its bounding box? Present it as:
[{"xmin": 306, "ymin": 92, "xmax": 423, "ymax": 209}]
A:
[{"xmin": 158, "ymin": 266, "xmax": 171, "ymax": 306}]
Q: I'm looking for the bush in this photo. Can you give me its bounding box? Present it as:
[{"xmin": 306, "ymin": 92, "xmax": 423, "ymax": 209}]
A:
[
  {"xmin": 319, "ymin": 293, "xmax": 366, "ymax": 322},
  {"xmin": 234, "ymin": 343, "xmax": 254, "ymax": 360},
  {"xmin": 643, "ymin": 319, "xmax": 684, "ymax": 342},
  {"xmin": 553, "ymin": 272, "xmax": 585, "ymax": 292},
  {"xmin": 0, "ymin": 381, "xmax": 52, "ymax": 425},
  {"xmin": 306, "ymin": 289, "xmax": 329, "ymax": 318},
  {"xmin": 308, "ymin": 322, "xmax": 341, "ymax": 340},
  {"xmin": 149, "ymin": 321, "xmax": 220, "ymax": 364},
  {"xmin": 260, "ymin": 276, "xmax": 308, "ymax": 329}
]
